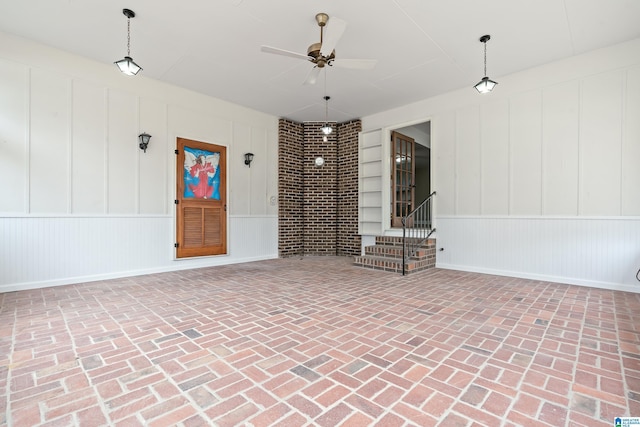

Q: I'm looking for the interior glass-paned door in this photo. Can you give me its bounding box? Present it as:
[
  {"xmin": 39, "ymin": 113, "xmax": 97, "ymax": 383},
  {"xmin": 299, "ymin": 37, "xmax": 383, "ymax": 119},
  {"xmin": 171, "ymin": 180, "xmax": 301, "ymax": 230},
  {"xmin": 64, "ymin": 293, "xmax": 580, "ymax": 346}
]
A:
[{"xmin": 391, "ymin": 131, "xmax": 415, "ymax": 228}]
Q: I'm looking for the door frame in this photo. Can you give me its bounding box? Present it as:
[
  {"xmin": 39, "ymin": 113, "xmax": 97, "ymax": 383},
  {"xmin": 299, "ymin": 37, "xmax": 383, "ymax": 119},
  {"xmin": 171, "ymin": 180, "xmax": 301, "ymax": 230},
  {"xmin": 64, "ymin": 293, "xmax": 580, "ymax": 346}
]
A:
[
  {"xmin": 175, "ymin": 137, "xmax": 228, "ymax": 258},
  {"xmin": 391, "ymin": 131, "xmax": 416, "ymax": 228},
  {"xmin": 380, "ymin": 117, "xmax": 432, "ymax": 236}
]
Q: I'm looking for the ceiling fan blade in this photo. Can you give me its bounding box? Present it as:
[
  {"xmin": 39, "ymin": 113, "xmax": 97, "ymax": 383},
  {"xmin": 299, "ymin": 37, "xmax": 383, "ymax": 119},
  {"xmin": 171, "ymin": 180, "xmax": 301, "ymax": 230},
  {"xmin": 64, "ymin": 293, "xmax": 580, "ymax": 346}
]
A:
[
  {"xmin": 331, "ymin": 59, "xmax": 378, "ymax": 70},
  {"xmin": 320, "ymin": 17, "xmax": 347, "ymax": 57},
  {"xmin": 261, "ymin": 46, "xmax": 310, "ymax": 61},
  {"xmin": 303, "ymin": 67, "xmax": 321, "ymax": 85}
]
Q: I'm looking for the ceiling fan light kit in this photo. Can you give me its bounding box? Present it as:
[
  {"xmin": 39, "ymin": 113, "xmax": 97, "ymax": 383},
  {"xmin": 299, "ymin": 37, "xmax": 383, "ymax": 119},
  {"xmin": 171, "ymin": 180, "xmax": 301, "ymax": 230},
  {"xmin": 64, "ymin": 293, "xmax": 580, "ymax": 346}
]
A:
[
  {"xmin": 474, "ymin": 34, "xmax": 497, "ymax": 93},
  {"xmin": 115, "ymin": 8, "xmax": 143, "ymax": 76}
]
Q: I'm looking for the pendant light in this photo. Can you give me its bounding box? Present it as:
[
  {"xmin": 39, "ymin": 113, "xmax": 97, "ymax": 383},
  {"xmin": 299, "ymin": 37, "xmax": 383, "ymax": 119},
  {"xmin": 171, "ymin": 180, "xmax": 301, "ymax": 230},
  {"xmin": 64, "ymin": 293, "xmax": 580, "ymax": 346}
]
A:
[
  {"xmin": 474, "ymin": 35, "xmax": 497, "ymax": 94},
  {"xmin": 321, "ymin": 96, "xmax": 332, "ymax": 142},
  {"xmin": 114, "ymin": 9, "xmax": 143, "ymax": 76}
]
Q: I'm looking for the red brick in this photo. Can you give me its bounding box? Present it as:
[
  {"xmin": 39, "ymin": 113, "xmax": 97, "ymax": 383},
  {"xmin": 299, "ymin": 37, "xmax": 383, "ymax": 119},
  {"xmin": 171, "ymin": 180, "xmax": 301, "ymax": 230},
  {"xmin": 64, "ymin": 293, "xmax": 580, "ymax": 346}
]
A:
[
  {"xmin": 10, "ymin": 404, "xmax": 42, "ymax": 426},
  {"xmin": 245, "ymin": 386, "xmax": 277, "ymax": 409},
  {"xmin": 339, "ymin": 411, "xmax": 375, "ymax": 427},
  {"xmin": 147, "ymin": 405, "xmax": 198, "ymax": 427},
  {"xmin": 353, "ymin": 365, "xmax": 382, "ymax": 382},
  {"xmin": 287, "ymin": 394, "xmax": 323, "ymax": 418},
  {"xmin": 453, "ymin": 401, "xmax": 503, "ymax": 426},
  {"xmin": 96, "ymin": 380, "xmax": 123, "ymax": 400},
  {"xmin": 276, "ymin": 412, "xmax": 308, "ymax": 426},
  {"xmin": 302, "ymin": 378, "xmax": 335, "ymax": 398},
  {"xmin": 345, "ymin": 393, "xmax": 384, "ymax": 418},
  {"xmin": 545, "ymin": 377, "xmax": 570, "ymax": 396},
  {"xmin": 77, "ymin": 405, "xmax": 108, "ymax": 426},
  {"xmin": 421, "ymin": 392, "xmax": 454, "ymax": 417},
  {"xmin": 539, "ymin": 401, "xmax": 567, "ymax": 426},
  {"xmin": 315, "ymin": 402, "xmax": 353, "ymax": 427},
  {"xmin": 512, "ymin": 393, "xmax": 541, "ymax": 416},
  {"xmin": 482, "ymin": 391, "xmax": 511, "ymax": 417},
  {"xmin": 521, "ymin": 383, "xmax": 569, "ymax": 406},
  {"xmin": 217, "ymin": 378, "xmax": 253, "ymax": 399},
  {"xmin": 402, "ymin": 384, "xmax": 432, "ymax": 407},
  {"xmin": 571, "ymin": 383, "xmax": 626, "ymax": 407},
  {"xmin": 330, "ymin": 371, "xmax": 362, "ymax": 389},
  {"xmin": 391, "ymin": 401, "xmax": 437, "ymax": 427},
  {"xmin": 316, "ymin": 385, "xmax": 351, "ymax": 407},
  {"xmin": 430, "ymin": 364, "xmax": 454, "ymax": 381},
  {"xmin": 246, "ymin": 402, "xmax": 290, "ymax": 426},
  {"xmin": 376, "ymin": 412, "xmax": 406, "ymax": 426},
  {"xmin": 205, "ymin": 395, "xmax": 247, "ymax": 419},
  {"xmin": 108, "ymin": 394, "xmax": 158, "ymax": 421},
  {"xmin": 272, "ymin": 377, "xmax": 307, "ymax": 398},
  {"xmin": 141, "ymin": 396, "xmax": 188, "ymax": 421}
]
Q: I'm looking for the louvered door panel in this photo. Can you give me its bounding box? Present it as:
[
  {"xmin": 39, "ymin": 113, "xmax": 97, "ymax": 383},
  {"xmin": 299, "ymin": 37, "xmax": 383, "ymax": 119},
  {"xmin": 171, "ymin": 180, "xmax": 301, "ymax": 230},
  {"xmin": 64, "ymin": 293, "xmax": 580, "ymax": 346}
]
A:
[
  {"xmin": 183, "ymin": 207, "xmax": 204, "ymax": 247},
  {"xmin": 203, "ymin": 207, "xmax": 222, "ymax": 246}
]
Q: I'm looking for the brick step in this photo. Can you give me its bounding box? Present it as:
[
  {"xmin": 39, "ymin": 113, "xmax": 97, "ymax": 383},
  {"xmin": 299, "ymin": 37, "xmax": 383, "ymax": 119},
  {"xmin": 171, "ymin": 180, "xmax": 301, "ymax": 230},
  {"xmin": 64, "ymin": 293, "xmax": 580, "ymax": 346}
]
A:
[
  {"xmin": 354, "ymin": 237, "xmax": 437, "ymax": 275},
  {"xmin": 364, "ymin": 245, "xmax": 433, "ymax": 260},
  {"xmin": 353, "ymin": 255, "xmax": 435, "ymax": 275},
  {"xmin": 374, "ymin": 236, "xmax": 436, "ymax": 248}
]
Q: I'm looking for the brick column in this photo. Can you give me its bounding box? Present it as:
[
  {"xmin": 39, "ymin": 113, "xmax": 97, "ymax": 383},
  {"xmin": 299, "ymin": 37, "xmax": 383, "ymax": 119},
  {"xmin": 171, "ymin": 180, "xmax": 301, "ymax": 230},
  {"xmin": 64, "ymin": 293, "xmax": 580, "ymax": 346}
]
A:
[
  {"xmin": 303, "ymin": 122, "xmax": 337, "ymax": 255},
  {"xmin": 337, "ymin": 120, "xmax": 362, "ymax": 256},
  {"xmin": 278, "ymin": 120, "xmax": 304, "ymax": 257},
  {"xmin": 278, "ymin": 118, "xmax": 361, "ymax": 258}
]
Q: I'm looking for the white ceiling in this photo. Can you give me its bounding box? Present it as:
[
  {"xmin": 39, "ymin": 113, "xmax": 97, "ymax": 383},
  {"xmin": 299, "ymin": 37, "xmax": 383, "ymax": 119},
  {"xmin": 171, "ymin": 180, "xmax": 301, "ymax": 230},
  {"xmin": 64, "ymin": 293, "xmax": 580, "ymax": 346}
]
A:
[{"xmin": 1, "ymin": 0, "xmax": 639, "ymax": 123}]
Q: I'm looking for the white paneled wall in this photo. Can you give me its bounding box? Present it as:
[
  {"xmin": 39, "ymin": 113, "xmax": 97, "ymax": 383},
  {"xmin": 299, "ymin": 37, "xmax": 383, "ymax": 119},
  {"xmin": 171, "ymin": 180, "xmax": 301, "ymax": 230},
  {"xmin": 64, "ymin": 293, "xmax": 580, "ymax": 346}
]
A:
[
  {"xmin": 542, "ymin": 81, "xmax": 580, "ymax": 215},
  {"xmin": 510, "ymin": 90, "xmax": 542, "ymax": 215},
  {"xmin": 455, "ymin": 106, "xmax": 481, "ymax": 215},
  {"xmin": 0, "ymin": 59, "xmax": 28, "ymax": 212},
  {"xmin": 432, "ymin": 66, "xmax": 640, "ymax": 217},
  {"xmin": 0, "ymin": 33, "xmax": 279, "ymax": 291},
  {"xmin": 436, "ymin": 216, "xmax": 640, "ymax": 292},
  {"xmin": 480, "ymin": 100, "xmax": 509, "ymax": 215},
  {"xmin": 0, "ymin": 215, "xmax": 277, "ymax": 292},
  {"xmin": 72, "ymin": 80, "xmax": 107, "ymax": 214},
  {"xmin": 580, "ymin": 70, "xmax": 623, "ymax": 216},
  {"xmin": 363, "ymin": 38, "xmax": 640, "ymax": 290},
  {"xmin": 624, "ymin": 67, "xmax": 640, "ymax": 215},
  {"xmin": 31, "ymin": 67, "xmax": 70, "ymax": 213}
]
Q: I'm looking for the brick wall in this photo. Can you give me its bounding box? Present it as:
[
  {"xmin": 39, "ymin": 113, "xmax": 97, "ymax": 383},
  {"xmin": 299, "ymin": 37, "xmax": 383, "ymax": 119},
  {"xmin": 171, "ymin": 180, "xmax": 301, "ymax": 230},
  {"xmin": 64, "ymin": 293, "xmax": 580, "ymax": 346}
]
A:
[
  {"xmin": 337, "ymin": 120, "xmax": 362, "ymax": 256},
  {"xmin": 303, "ymin": 122, "xmax": 337, "ymax": 255},
  {"xmin": 278, "ymin": 120, "xmax": 304, "ymax": 257},
  {"xmin": 278, "ymin": 119, "xmax": 361, "ymax": 257}
]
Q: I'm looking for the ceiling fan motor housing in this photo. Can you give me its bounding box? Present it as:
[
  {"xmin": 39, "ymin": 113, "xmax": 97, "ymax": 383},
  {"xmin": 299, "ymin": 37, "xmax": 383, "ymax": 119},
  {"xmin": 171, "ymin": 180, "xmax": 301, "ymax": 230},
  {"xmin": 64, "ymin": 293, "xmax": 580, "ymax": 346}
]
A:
[{"xmin": 307, "ymin": 42, "xmax": 335, "ymax": 67}]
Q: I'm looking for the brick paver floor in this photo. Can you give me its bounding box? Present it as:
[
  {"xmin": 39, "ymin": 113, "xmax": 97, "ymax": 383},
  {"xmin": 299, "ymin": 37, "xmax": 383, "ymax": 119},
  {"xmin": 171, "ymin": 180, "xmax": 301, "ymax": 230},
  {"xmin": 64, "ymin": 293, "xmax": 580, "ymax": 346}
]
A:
[{"xmin": 1, "ymin": 256, "xmax": 639, "ymax": 426}]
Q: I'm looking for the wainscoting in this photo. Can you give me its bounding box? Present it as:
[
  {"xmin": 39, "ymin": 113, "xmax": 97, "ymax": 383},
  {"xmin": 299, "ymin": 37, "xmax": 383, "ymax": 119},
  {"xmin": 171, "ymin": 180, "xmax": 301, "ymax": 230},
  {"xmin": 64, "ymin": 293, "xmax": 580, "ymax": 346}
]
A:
[
  {"xmin": 435, "ymin": 216, "xmax": 640, "ymax": 293},
  {"xmin": 0, "ymin": 215, "xmax": 278, "ymax": 292}
]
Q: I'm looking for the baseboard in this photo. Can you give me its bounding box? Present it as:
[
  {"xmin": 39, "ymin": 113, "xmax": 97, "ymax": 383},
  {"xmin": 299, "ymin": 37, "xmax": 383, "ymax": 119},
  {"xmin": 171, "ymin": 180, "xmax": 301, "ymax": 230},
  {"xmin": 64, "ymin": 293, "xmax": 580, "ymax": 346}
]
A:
[
  {"xmin": 0, "ymin": 254, "xmax": 279, "ymax": 293},
  {"xmin": 436, "ymin": 263, "xmax": 640, "ymax": 294}
]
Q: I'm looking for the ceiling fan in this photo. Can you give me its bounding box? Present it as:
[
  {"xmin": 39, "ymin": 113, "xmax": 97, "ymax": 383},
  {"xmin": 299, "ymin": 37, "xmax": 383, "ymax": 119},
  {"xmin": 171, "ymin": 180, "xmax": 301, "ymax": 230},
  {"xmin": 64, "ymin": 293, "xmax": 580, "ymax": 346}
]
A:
[{"xmin": 260, "ymin": 12, "xmax": 377, "ymax": 85}]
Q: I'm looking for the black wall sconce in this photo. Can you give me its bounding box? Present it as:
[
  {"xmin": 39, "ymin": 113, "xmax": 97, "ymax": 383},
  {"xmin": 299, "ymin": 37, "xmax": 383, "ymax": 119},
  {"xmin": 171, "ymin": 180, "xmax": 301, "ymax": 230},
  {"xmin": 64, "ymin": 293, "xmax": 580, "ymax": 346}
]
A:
[
  {"xmin": 138, "ymin": 132, "xmax": 151, "ymax": 153},
  {"xmin": 244, "ymin": 152, "xmax": 254, "ymax": 167}
]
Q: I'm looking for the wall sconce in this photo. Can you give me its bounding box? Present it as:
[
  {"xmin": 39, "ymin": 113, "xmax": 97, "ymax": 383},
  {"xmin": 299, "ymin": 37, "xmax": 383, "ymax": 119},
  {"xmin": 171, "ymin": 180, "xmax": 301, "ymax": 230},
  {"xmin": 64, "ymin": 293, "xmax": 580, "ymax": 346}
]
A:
[
  {"xmin": 138, "ymin": 132, "xmax": 151, "ymax": 153},
  {"xmin": 244, "ymin": 152, "xmax": 254, "ymax": 167}
]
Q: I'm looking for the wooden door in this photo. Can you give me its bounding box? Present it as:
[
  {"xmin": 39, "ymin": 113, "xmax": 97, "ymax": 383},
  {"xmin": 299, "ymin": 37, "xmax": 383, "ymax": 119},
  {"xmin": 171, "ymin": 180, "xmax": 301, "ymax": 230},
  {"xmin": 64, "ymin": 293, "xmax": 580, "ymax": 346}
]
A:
[
  {"xmin": 176, "ymin": 137, "xmax": 227, "ymax": 258},
  {"xmin": 391, "ymin": 131, "xmax": 415, "ymax": 228}
]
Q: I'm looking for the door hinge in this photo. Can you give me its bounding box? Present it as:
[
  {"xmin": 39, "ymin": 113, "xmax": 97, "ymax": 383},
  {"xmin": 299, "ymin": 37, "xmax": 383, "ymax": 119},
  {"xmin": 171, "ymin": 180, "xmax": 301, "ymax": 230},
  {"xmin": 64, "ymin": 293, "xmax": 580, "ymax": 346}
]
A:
[
  {"xmin": 174, "ymin": 200, "xmax": 179, "ymax": 204},
  {"xmin": 174, "ymin": 243, "xmax": 179, "ymax": 248},
  {"xmin": 175, "ymin": 149, "xmax": 179, "ymax": 155},
  {"xmin": 224, "ymin": 204, "xmax": 227, "ymax": 212}
]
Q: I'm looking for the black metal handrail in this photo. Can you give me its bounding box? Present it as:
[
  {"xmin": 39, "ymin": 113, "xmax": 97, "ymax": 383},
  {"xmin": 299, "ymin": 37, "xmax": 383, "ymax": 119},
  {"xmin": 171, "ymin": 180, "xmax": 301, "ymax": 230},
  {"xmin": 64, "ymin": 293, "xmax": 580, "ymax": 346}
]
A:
[{"xmin": 401, "ymin": 191, "xmax": 436, "ymax": 275}]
